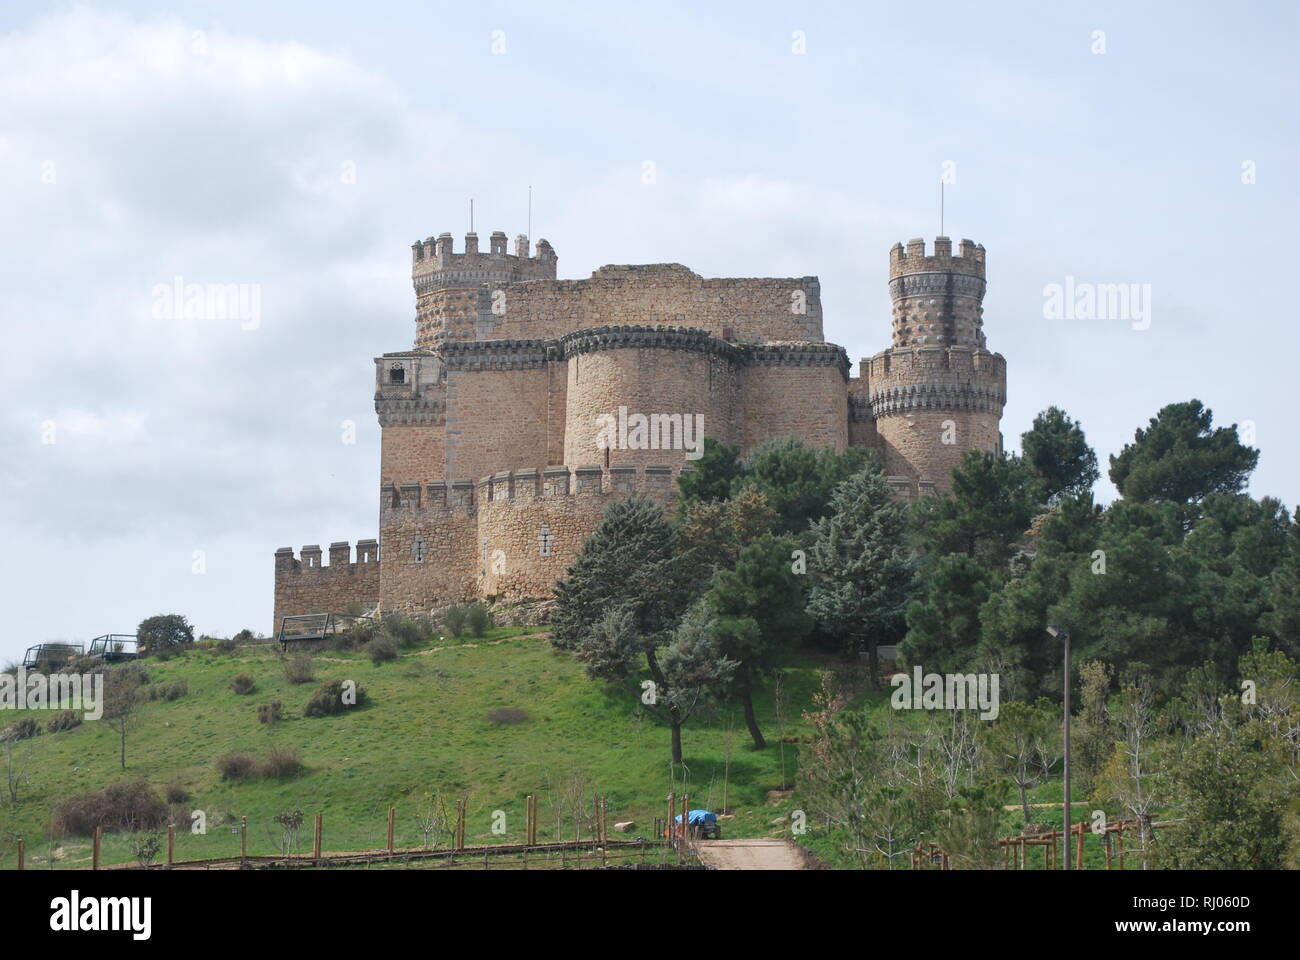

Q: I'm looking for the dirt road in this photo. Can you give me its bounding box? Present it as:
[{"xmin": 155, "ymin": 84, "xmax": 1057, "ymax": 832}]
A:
[{"xmin": 696, "ymin": 839, "xmax": 807, "ymax": 870}]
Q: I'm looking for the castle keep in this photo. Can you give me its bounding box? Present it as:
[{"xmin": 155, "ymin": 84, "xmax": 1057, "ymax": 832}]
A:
[{"xmin": 272, "ymin": 231, "xmax": 1007, "ymax": 627}]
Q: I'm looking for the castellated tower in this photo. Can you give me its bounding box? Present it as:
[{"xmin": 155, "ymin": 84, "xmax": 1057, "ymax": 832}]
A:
[
  {"xmin": 859, "ymin": 237, "xmax": 1006, "ymax": 496},
  {"xmin": 410, "ymin": 231, "xmax": 557, "ymax": 349}
]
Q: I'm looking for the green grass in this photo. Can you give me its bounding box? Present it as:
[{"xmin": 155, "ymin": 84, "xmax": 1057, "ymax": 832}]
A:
[{"xmin": 0, "ymin": 629, "xmax": 833, "ymax": 868}]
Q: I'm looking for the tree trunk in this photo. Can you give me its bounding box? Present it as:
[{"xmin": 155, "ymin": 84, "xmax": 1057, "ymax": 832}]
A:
[
  {"xmin": 670, "ymin": 715, "xmax": 683, "ymax": 765},
  {"xmin": 739, "ymin": 666, "xmax": 766, "ymax": 749}
]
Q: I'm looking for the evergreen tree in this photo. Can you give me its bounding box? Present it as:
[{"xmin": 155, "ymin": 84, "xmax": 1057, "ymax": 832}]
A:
[
  {"xmin": 807, "ymin": 466, "xmax": 917, "ymax": 685},
  {"xmin": 1109, "ymin": 399, "xmax": 1259, "ymax": 529},
  {"xmin": 732, "ymin": 437, "xmax": 872, "ymax": 537},
  {"xmin": 552, "ymin": 496, "xmax": 723, "ymax": 763},
  {"xmin": 704, "ymin": 533, "xmax": 812, "ymax": 748},
  {"xmin": 1020, "ymin": 406, "xmax": 1100, "ymax": 503}
]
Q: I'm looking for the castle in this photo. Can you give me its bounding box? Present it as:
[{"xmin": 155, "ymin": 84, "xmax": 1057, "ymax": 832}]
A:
[{"xmin": 272, "ymin": 231, "xmax": 1007, "ymax": 628}]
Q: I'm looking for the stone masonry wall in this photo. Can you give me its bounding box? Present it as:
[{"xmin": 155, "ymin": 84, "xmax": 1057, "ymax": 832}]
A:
[
  {"xmin": 273, "ymin": 541, "xmax": 380, "ymax": 632},
  {"xmin": 478, "ymin": 264, "xmax": 824, "ymax": 345}
]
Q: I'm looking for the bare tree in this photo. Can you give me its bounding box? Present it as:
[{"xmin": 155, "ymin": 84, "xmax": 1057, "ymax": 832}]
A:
[{"xmin": 102, "ymin": 668, "xmax": 142, "ymax": 768}]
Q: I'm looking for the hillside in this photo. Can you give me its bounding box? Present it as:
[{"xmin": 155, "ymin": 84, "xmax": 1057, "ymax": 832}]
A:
[{"xmin": 0, "ymin": 631, "xmax": 836, "ymax": 868}]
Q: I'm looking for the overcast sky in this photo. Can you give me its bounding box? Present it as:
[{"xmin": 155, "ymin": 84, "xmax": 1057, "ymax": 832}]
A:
[{"xmin": 1, "ymin": 1, "xmax": 1296, "ymax": 660}]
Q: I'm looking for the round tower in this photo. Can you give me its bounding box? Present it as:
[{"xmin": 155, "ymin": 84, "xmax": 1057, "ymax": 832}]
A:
[{"xmin": 867, "ymin": 237, "xmax": 1006, "ymax": 496}]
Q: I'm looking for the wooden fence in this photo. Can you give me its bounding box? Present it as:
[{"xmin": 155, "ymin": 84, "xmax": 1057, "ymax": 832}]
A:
[
  {"xmin": 13, "ymin": 793, "xmax": 711, "ymax": 871},
  {"xmin": 912, "ymin": 816, "xmax": 1183, "ymax": 870}
]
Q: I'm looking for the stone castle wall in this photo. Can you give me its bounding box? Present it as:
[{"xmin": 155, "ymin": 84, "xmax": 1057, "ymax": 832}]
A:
[
  {"xmin": 272, "ymin": 541, "xmax": 380, "ymax": 632},
  {"xmin": 271, "ymin": 233, "xmax": 1008, "ymax": 629}
]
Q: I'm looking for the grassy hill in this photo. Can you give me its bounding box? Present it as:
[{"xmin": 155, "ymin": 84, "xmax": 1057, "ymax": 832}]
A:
[{"xmin": 0, "ymin": 629, "xmax": 837, "ymax": 868}]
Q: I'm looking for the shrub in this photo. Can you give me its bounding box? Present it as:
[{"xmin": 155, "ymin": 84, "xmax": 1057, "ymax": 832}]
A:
[
  {"xmin": 260, "ymin": 746, "xmax": 302, "ymax": 778},
  {"xmin": 47, "ymin": 710, "xmax": 82, "ymax": 733},
  {"xmin": 3, "ymin": 717, "xmax": 40, "ymax": 741},
  {"xmin": 442, "ymin": 605, "xmax": 468, "ymax": 638},
  {"xmin": 258, "ymin": 701, "xmax": 283, "ymax": 725},
  {"xmin": 334, "ymin": 618, "xmax": 377, "ymax": 652},
  {"xmin": 466, "ymin": 602, "xmax": 491, "ymax": 637},
  {"xmin": 216, "ymin": 752, "xmax": 258, "ymax": 781},
  {"xmin": 230, "ymin": 673, "xmax": 256, "ymax": 695},
  {"xmin": 144, "ymin": 680, "xmax": 187, "ymax": 702},
  {"xmin": 486, "ymin": 707, "xmax": 528, "ymax": 725},
  {"xmin": 133, "ymin": 833, "xmax": 162, "ymax": 868},
  {"xmin": 216, "ymin": 636, "xmax": 238, "ymax": 653},
  {"xmin": 111, "ymin": 662, "xmax": 151, "ymax": 687},
  {"xmin": 136, "ymin": 613, "xmax": 195, "ymax": 653},
  {"xmin": 366, "ymin": 633, "xmax": 400, "ymax": 665},
  {"xmin": 304, "ymin": 679, "xmax": 367, "ymax": 717},
  {"xmin": 381, "ymin": 611, "xmax": 429, "ymax": 648},
  {"xmin": 164, "ymin": 781, "xmax": 190, "ymax": 804},
  {"xmin": 232, "ymin": 628, "xmax": 256, "ymax": 645},
  {"xmin": 283, "ymin": 654, "xmax": 315, "ymax": 684},
  {"xmin": 52, "ymin": 780, "xmax": 168, "ymax": 836}
]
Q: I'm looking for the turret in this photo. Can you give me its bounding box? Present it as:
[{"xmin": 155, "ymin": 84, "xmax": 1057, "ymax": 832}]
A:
[{"xmin": 888, "ymin": 236, "xmax": 987, "ymax": 349}]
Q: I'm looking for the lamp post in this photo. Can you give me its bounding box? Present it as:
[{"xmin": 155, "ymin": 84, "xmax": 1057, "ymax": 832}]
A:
[{"xmin": 1047, "ymin": 625, "xmax": 1071, "ymax": 870}]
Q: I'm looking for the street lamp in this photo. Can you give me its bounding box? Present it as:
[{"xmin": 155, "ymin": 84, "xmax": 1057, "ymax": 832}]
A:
[{"xmin": 1047, "ymin": 624, "xmax": 1071, "ymax": 870}]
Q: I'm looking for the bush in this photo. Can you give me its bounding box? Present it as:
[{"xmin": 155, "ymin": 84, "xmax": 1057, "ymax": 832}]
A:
[
  {"xmin": 216, "ymin": 752, "xmax": 258, "ymax": 781},
  {"xmin": 52, "ymin": 780, "xmax": 168, "ymax": 836},
  {"xmin": 144, "ymin": 680, "xmax": 187, "ymax": 702},
  {"xmin": 3, "ymin": 717, "xmax": 40, "ymax": 741},
  {"xmin": 467, "ymin": 602, "xmax": 491, "ymax": 638},
  {"xmin": 304, "ymin": 679, "xmax": 367, "ymax": 717},
  {"xmin": 258, "ymin": 701, "xmax": 283, "ymax": 725},
  {"xmin": 260, "ymin": 746, "xmax": 302, "ymax": 778},
  {"xmin": 486, "ymin": 707, "xmax": 528, "ymax": 725},
  {"xmin": 442, "ymin": 605, "xmax": 468, "ymax": 638},
  {"xmin": 381, "ymin": 611, "xmax": 429, "ymax": 648},
  {"xmin": 283, "ymin": 655, "xmax": 315, "ymax": 684},
  {"xmin": 216, "ymin": 636, "xmax": 238, "ymax": 653},
  {"xmin": 136, "ymin": 613, "xmax": 195, "ymax": 653},
  {"xmin": 333, "ymin": 618, "xmax": 377, "ymax": 652},
  {"xmin": 232, "ymin": 628, "xmax": 256, "ymax": 645},
  {"xmin": 366, "ymin": 633, "xmax": 400, "ymax": 665},
  {"xmin": 165, "ymin": 781, "xmax": 190, "ymax": 804},
  {"xmin": 230, "ymin": 673, "xmax": 256, "ymax": 695},
  {"xmin": 111, "ymin": 662, "xmax": 151, "ymax": 687},
  {"xmin": 47, "ymin": 710, "xmax": 82, "ymax": 733}
]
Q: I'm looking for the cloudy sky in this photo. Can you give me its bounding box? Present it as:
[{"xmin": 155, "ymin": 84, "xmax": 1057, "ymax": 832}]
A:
[{"xmin": 1, "ymin": 1, "xmax": 1296, "ymax": 660}]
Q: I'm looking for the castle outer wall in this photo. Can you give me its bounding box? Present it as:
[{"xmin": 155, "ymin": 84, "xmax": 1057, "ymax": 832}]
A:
[{"xmin": 272, "ymin": 234, "xmax": 1005, "ymax": 628}]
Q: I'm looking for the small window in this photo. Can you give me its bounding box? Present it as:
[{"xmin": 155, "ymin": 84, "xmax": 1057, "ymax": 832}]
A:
[
  {"xmin": 389, "ymin": 363, "xmax": 406, "ymax": 384},
  {"xmin": 412, "ymin": 536, "xmax": 426, "ymax": 563},
  {"xmin": 538, "ymin": 525, "xmax": 554, "ymax": 558}
]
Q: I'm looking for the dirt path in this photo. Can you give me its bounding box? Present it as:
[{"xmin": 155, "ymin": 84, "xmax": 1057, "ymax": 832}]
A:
[{"xmin": 696, "ymin": 839, "xmax": 807, "ymax": 870}]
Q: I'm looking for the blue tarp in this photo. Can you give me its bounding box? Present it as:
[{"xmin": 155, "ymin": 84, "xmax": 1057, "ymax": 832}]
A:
[{"xmin": 674, "ymin": 809, "xmax": 717, "ymax": 825}]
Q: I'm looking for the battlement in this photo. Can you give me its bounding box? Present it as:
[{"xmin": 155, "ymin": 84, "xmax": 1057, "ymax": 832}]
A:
[
  {"xmin": 889, "ymin": 236, "xmax": 986, "ymax": 282},
  {"xmin": 411, "ymin": 229, "xmax": 557, "ymax": 293},
  {"xmin": 274, "ymin": 540, "xmax": 380, "ymax": 573},
  {"xmin": 380, "ymin": 464, "xmax": 677, "ymax": 516},
  {"xmin": 864, "ymin": 345, "xmax": 1007, "ymax": 417}
]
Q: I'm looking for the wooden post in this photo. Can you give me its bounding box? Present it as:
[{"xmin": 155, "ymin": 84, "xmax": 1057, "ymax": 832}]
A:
[
  {"xmin": 93, "ymin": 827, "xmax": 101, "ymax": 870},
  {"xmin": 387, "ymin": 806, "xmax": 395, "ymax": 854},
  {"xmin": 1104, "ymin": 829, "xmax": 1113, "ymax": 870},
  {"xmin": 681, "ymin": 794, "xmax": 689, "ymax": 855},
  {"xmin": 1118, "ymin": 821, "xmax": 1126, "ymax": 870},
  {"xmin": 667, "ymin": 792, "xmax": 676, "ymax": 851},
  {"xmin": 313, "ymin": 813, "xmax": 322, "ymax": 861},
  {"xmin": 167, "ymin": 824, "xmax": 175, "ymax": 865},
  {"xmin": 240, "ymin": 816, "xmax": 248, "ymax": 862},
  {"xmin": 1042, "ymin": 835, "xmax": 1049, "ymax": 870},
  {"xmin": 1075, "ymin": 821, "xmax": 1085, "ymax": 870},
  {"xmin": 16, "ymin": 840, "xmax": 23, "ymax": 871},
  {"xmin": 455, "ymin": 799, "xmax": 465, "ymax": 850}
]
